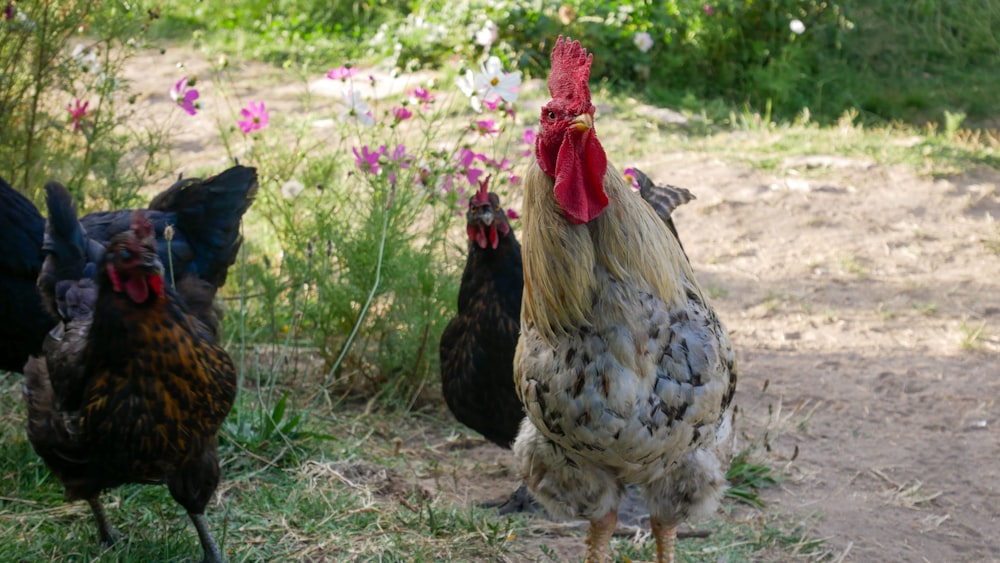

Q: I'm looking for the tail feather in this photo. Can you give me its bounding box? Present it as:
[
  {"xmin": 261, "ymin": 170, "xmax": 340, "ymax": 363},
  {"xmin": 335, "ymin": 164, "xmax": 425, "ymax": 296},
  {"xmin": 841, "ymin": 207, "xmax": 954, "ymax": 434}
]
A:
[
  {"xmin": 633, "ymin": 168, "xmax": 695, "ymax": 253},
  {"xmin": 148, "ymin": 165, "xmax": 258, "ymax": 288},
  {"xmin": 38, "ymin": 182, "xmax": 96, "ymax": 320},
  {"xmin": 0, "ymin": 176, "xmax": 45, "ymax": 277}
]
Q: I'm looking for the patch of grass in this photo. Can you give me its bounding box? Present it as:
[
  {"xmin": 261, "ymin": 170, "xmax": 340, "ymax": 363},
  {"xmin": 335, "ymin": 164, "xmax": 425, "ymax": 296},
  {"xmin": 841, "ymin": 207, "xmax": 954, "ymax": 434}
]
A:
[
  {"xmin": 839, "ymin": 255, "xmax": 868, "ymax": 277},
  {"xmin": 959, "ymin": 319, "xmax": 988, "ymax": 351},
  {"xmin": 726, "ymin": 449, "xmax": 781, "ymax": 508}
]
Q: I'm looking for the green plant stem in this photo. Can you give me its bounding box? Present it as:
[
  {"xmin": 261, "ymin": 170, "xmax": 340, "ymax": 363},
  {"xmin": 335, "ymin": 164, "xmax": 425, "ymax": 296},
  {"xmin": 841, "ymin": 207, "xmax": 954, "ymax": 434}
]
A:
[{"xmin": 320, "ymin": 184, "xmax": 395, "ymax": 392}]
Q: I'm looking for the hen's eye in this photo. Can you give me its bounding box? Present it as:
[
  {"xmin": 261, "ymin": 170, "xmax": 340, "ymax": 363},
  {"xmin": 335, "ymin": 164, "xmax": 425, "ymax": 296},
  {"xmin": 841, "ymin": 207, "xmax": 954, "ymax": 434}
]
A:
[{"xmin": 547, "ymin": 111, "xmax": 556, "ymax": 119}]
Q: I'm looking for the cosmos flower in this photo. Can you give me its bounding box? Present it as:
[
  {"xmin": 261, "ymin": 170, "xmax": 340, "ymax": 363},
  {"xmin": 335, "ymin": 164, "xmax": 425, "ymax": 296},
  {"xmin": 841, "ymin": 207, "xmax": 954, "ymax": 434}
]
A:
[
  {"xmin": 353, "ymin": 145, "xmax": 384, "ymax": 175},
  {"xmin": 622, "ymin": 167, "xmax": 640, "ymax": 190},
  {"xmin": 473, "ymin": 118, "xmax": 500, "ymax": 136},
  {"xmin": 633, "ymin": 32, "xmax": 654, "ymax": 53},
  {"xmin": 475, "ymin": 20, "xmax": 498, "ymax": 48},
  {"xmin": 169, "ymin": 76, "xmax": 199, "ymax": 116},
  {"xmin": 66, "ymin": 99, "xmax": 88, "ymax": 131},
  {"xmin": 237, "ymin": 101, "xmax": 269, "ymax": 133},
  {"xmin": 790, "ymin": 19, "xmax": 806, "ymax": 34},
  {"xmin": 457, "ymin": 56, "xmax": 521, "ymax": 112},
  {"xmin": 392, "ymin": 106, "xmax": 413, "ymax": 121},
  {"xmin": 703, "ymin": 5, "xmax": 715, "ymax": 16},
  {"xmin": 408, "ymin": 86, "xmax": 435, "ymax": 109},
  {"xmin": 326, "ymin": 66, "xmax": 357, "ymax": 81},
  {"xmin": 341, "ymin": 90, "xmax": 375, "ymax": 126}
]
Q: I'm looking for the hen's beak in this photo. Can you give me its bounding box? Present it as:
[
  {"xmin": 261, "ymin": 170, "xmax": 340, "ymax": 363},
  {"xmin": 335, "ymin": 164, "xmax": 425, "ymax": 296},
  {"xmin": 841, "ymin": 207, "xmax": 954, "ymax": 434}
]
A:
[
  {"xmin": 479, "ymin": 209, "xmax": 495, "ymax": 226},
  {"xmin": 571, "ymin": 113, "xmax": 593, "ymax": 132}
]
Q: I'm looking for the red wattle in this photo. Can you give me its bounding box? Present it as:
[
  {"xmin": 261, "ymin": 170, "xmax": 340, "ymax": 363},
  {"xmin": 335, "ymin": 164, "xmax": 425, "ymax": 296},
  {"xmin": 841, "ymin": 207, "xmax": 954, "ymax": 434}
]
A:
[
  {"xmin": 552, "ymin": 135, "xmax": 608, "ymax": 224},
  {"xmin": 124, "ymin": 276, "xmax": 149, "ymax": 303}
]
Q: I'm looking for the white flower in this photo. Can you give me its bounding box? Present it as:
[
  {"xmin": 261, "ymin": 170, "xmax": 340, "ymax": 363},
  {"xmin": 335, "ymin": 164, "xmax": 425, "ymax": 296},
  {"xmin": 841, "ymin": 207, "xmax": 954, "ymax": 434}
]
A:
[
  {"xmin": 281, "ymin": 180, "xmax": 305, "ymax": 200},
  {"xmin": 633, "ymin": 32, "xmax": 654, "ymax": 53},
  {"xmin": 71, "ymin": 43, "xmax": 99, "ymax": 73},
  {"xmin": 340, "ymin": 89, "xmax": 375, "ymax": 127},
  {"xmin": 475, "ymin": 20, "xmax": 498, "ymax": 48},
  {"xmin": 790, "ymin": 19, "xmax": 806, "ymax": 34},
  {"xmin": 458, "ymin": 56, "xmax": 521, "ymax": 111}
]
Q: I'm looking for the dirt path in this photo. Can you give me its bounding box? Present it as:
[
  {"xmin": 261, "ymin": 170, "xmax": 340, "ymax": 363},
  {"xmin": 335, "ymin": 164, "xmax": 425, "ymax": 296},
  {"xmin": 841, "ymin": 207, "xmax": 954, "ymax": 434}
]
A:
[{"xmin": 122, "ymin": 47, "xmax": 1000, "ymax": 561}]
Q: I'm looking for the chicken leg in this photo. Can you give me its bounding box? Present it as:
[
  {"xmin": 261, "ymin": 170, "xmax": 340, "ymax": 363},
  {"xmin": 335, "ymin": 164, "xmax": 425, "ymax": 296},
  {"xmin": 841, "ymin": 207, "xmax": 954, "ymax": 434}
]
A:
[
  {"xmin": 585, "ymin": 510, "xmax": 618, "ymax": 563},
  {"xmin": 651, "ymin": 517, "xmax": 677, "ymax": 563},
  {"xmin": 87, "ymin": 496, "xmax": 122, "ymax": 547},
  {"xmin": 190, "ymin": 512, "xmax": 225, "ymax": 563}
]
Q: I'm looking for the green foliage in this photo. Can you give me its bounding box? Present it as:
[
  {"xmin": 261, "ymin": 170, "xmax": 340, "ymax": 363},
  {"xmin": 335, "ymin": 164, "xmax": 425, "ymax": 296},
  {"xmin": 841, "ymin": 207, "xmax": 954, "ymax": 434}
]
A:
[
  {"xmin": 151, "ymin": 0, "xmax": 410, "ymax": 65},
  {"xmin": 726, "ymin": 448, "xmax": 780, "ymax": 508},
  {"xmin": 0, "ymin": 0, "xmax": 168, "ymax": 207},
  {"xmin": 206, "ymin": 63, "xmax": 529, "ymax": 408}
]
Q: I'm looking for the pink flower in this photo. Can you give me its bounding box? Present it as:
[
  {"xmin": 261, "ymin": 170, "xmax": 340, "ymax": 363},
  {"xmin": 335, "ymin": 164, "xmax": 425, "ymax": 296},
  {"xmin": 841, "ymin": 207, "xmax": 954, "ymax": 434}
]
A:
[
  {"xmin": 473, "ymin": 118, "xmax": 500, "ymax": 136},
  {"xmin": 622, "ymin": 167, "xmax": 640, "ymax": 190},
  {"xmin": 506, "ymin": 208, "xmax": 520, "ymax": 219},
  {"xmin": 237, "ymin": 101, "xmax": 269, "ymax": 134},
  {"xmin": 353, "ymin": 145, "xmax": 384, "ymax": 175},
  {"xmin": 408, "ymin": 86, "xmax": 435, "ymax": 108},
  {"xmin": 457, "ymin": 147, "xmax": 480, "ymax": 169},
  {"xmin": 392, "ymin": 106, "xmax": 413, "ymax": 121},
  {"xmin": 703, "ymin": 4, "xmax": 715, "ymax": 15},
  {"xmin": 169, "ymin": 76, "xmax": 199, "ymax": 116},
  {"xmin": 327, "ymin": 66, "xmax": 357, "ymax": 80},
  {"xmin": 66, "ymin": 99, "xmax": 88, "ymax": 131},
  {"xmin": 482, "ymin": 97, "xmax": 501, "ymax": 111}
]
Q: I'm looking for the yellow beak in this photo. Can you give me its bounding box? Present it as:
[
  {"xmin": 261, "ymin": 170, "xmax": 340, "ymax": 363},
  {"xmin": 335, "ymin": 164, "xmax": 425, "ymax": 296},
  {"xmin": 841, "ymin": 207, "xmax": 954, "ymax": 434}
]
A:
[{"xmin": 570, "ymin": 113, "xmax": 593, "ymax": 132}]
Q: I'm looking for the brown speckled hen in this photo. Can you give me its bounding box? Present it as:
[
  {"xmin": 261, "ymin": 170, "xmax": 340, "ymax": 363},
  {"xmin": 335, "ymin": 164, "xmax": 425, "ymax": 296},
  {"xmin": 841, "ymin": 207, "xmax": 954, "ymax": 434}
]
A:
[
  {"xmin": 513, "ymin": 37, "xmax": 737, "ymax": 563},
  {"xmin": 23, "ymin": 188, "xmax": 237, "ymax": 563}
]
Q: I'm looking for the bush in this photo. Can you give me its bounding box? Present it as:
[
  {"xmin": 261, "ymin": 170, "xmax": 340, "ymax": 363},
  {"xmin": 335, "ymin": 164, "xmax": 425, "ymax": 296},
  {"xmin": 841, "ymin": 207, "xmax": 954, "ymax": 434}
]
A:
[
  {"xmin": 0, "ymin": 0, "xmax": 167, "ymax": 207},
  {"xmin": 207, "ymin": 62, "xmax": 532, "ymax": 408}
]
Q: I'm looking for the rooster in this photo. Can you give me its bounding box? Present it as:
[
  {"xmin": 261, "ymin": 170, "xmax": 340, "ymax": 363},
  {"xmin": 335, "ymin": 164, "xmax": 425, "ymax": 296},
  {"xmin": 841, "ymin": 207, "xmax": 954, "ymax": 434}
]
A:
[
  {"xmin": 440, "ymin": 173, "xmax": 699, "ymax": 516},
  {"xmin": 23, "ymin": 189, "xmax": 237, "ymax": 562},
  {"xmin": 0, "ymin": 165, "xmax": 257, "ymax": 373},
  {"xmin": 513, "ymin": 37, "xmax": 737, "ymax": 563}
]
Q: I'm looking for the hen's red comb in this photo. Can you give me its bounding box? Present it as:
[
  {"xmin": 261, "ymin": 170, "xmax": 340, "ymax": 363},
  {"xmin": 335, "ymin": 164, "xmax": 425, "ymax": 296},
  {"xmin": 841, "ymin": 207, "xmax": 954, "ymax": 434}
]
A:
[
  {"xmin": 471, "ymin": 174, "xmax": 492, "ymax": 205},
  {"xmin": 130, "ymin": 210, "xmax": 155, "ymax": 241},
  {"xmin": 548, "ymin": 36, "xmax": 593, "ymax": 108}
]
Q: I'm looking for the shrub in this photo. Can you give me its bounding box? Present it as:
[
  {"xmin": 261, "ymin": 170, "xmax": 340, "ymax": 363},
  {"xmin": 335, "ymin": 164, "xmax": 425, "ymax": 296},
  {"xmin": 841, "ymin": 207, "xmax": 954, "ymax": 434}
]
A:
[{"xmin": 0, "ymin": 0, "xmax": 167, "ymax": 207}]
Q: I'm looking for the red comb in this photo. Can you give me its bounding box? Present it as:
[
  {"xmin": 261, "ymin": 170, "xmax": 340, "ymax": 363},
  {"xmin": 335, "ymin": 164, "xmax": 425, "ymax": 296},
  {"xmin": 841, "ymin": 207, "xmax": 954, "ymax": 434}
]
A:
[
  {"xmin": 471, "ymin": 174, "xmax": 492, "ymax": 205},
  {"xmin": 130, "ymin": 210, "xmax": 155, "ymax": 240},
  {"xmin": 548, "ymin": 36, "xmax": 593, "ymax": 108}
]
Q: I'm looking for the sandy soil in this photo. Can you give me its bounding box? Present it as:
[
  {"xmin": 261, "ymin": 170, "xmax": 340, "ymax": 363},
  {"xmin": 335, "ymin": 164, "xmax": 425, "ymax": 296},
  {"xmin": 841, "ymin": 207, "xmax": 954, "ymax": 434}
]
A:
[{"xmin": 122, "ymin": 47, "xmax": 1000, "ymax": 562}]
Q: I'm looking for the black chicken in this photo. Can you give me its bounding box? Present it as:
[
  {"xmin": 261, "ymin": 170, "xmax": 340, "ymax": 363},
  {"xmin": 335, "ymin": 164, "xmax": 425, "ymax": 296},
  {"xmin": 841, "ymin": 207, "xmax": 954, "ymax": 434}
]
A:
[
  {"xmin": 0, "ymin": 165, "xmax": 258, "ymax": 373},
  {"xmin": 0, "ymin": 177, "xmax": 53, "ymax": 372},
  {"xmin": 439, "ymin": 170, "xmax": 697, "ymax": 515},
  {"xmin": 23, "ymin": 185, "xmax": 239, "ymax": 562}
]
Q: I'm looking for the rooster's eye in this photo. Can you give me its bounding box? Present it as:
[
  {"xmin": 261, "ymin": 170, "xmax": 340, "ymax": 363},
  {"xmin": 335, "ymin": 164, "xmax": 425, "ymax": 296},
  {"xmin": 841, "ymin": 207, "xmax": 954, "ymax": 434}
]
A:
[{"xmin": 547, "ymin": 111, "xmax": 556, "ymax": 119}]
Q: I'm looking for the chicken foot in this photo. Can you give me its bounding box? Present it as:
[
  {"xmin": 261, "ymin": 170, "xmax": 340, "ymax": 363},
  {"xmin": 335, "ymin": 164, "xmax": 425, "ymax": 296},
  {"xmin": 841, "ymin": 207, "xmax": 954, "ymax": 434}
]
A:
[
  {"xmin": 651, "ymin": 517, "xmax": 678, "ymax": 563},
  {"xmin": 87, "ymin": 496, "xmax": 123, "ymax": 547},
  {"xmin": 189, "ymin": 512, "xmax": 225, "ymax": 563},
  {"xmin": 481, "ymin": 481, "xmax": 542, "ymax": 515},
  {"xmin": 585, "ymin": 509, "xmax": 618, "ymax": 563}
]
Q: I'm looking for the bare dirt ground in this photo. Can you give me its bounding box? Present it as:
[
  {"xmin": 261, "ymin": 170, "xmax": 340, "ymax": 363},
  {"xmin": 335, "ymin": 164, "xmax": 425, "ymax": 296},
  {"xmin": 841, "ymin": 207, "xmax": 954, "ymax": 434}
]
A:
[{"xmin": 123, "ymin": 47, "xmax": 1000, "ymax": 561}]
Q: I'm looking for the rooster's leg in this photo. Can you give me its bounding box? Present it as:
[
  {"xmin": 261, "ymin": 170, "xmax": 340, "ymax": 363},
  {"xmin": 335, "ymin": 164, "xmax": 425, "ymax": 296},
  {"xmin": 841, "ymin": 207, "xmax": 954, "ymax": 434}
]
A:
[
  {"xmin": 482, "ymin": 481, "xmax": 542, "ymax": 515},
  {"xmin": 189, "ymin": 512, "xmax": 225, "ymax": 563},
  {"xmin": 651, "ymin": 517, "xmax": 678, "ymax": 563},
  {"xmin": 87, "ymin": 496, "xmax": 122, "ymax": 547},
  {"xmin": 584, "ymin": 509, "xmax": 617, "ymax": 563}
]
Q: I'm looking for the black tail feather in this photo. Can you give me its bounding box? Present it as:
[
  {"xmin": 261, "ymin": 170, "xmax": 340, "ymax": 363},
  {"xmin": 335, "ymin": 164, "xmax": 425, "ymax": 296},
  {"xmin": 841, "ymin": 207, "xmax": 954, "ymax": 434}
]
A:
[{"xmin": 148, "ymin": 165, "xmax": 258, "ymax": 288}]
